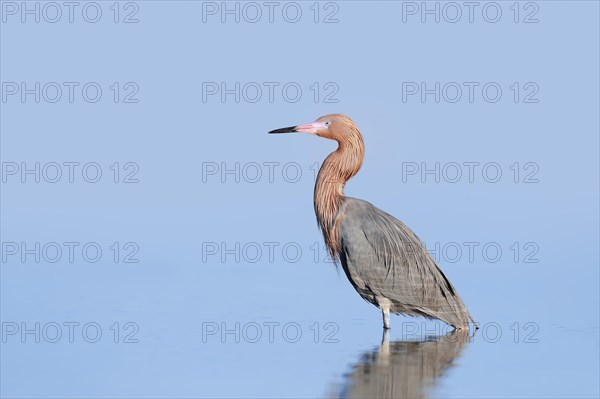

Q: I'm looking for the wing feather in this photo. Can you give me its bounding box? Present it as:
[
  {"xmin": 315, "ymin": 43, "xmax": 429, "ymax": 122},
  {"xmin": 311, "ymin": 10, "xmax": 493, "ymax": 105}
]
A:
[{"xmin": 338, "ymin": 198, "xmax": 472, "ymax": 327}]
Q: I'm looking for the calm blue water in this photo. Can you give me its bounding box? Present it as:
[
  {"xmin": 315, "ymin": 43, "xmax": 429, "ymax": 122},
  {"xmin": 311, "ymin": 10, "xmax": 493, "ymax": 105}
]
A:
[{"xmin": 1, "ymin": 1, "xmax": 598, "ymax": 398}]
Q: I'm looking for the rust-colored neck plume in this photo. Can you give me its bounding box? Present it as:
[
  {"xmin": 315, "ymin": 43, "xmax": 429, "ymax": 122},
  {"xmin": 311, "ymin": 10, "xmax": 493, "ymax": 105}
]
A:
[{"xmin": 314, "ymin": 126, "xmax": 364, "ymax": 261}]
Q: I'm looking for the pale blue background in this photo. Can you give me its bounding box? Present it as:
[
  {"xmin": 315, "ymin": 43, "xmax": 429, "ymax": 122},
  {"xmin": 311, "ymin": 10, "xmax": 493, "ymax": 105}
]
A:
[{"xmin": 1, "ymin": 1, "xmax": 599, "ymax": 398}]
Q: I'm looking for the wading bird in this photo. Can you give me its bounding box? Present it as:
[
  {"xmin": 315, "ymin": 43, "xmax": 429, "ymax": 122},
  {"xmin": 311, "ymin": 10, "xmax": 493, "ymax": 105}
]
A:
[{"xmin": 269, "ymin": 114, "xmax": 476, "ymax": 330}]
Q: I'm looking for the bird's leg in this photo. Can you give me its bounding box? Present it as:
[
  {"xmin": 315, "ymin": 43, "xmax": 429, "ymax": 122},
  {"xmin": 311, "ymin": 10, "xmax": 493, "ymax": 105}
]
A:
[
  {"xmin": 382, "ymin": 308, "xmax": 390, "ymax": 330},
  {"xmin": 378, "ymin": 298, "xmax": 392, "ymax": 330}
]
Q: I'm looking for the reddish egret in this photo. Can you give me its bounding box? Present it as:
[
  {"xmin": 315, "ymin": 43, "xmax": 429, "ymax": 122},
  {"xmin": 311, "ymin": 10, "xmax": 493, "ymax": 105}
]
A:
[{"xmin": 269, "ymin": 114, "xmax": 476, "ymax": 330}]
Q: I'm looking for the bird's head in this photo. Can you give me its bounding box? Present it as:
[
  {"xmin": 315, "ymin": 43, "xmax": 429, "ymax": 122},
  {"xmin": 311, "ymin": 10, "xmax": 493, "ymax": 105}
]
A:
[{"xmin": 269, "ymin": 114, "xmax": 361, "ymax": 142}]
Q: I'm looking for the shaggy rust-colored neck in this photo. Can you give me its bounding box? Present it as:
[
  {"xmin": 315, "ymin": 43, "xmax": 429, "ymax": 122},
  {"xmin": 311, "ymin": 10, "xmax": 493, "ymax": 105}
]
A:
[{"xmin": 314, "ymin": 129, "xmax": 364, "ymax": 261}]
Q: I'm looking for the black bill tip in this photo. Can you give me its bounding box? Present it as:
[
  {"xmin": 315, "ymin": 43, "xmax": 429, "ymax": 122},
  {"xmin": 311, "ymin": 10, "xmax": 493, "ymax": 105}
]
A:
[{"xmin": 268, "ymin": 126, "xmax": 297, "ymax": 134}]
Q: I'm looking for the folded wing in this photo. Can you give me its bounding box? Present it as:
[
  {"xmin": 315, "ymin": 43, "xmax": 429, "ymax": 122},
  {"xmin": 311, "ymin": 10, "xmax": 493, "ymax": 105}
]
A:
[{"xmin": 338, "ymin": 198, "xmax": 472, "ymax": 327}]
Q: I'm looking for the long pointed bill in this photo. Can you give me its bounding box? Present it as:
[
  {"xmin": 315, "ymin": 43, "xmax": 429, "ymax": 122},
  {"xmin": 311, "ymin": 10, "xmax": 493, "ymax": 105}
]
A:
[
  {"xmin": 268, "ymin": 122, "xmax": 323, "ymax": 134},
  {"xmin": 268, "ymin": 126, "xmax": 297, "ymax": 134}
]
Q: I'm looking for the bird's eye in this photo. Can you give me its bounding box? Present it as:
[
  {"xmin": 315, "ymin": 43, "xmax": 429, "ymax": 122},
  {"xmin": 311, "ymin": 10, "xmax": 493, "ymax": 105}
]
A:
[{"xmin": 324, "ymin": 121, "xmax": 331, "ymax": 127}]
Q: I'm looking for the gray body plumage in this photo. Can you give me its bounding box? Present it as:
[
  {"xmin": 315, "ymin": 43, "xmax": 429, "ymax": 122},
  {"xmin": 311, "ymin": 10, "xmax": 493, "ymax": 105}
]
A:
[{"xmin": 338, "ymin": 197, "xmax": 473, "ymax": 328}]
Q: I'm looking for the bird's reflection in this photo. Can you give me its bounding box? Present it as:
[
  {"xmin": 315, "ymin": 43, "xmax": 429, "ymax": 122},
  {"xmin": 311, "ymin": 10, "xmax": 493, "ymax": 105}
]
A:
[{"xmin": 335, "ymin": 329, "xmax": 472, "ymax": 399}]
